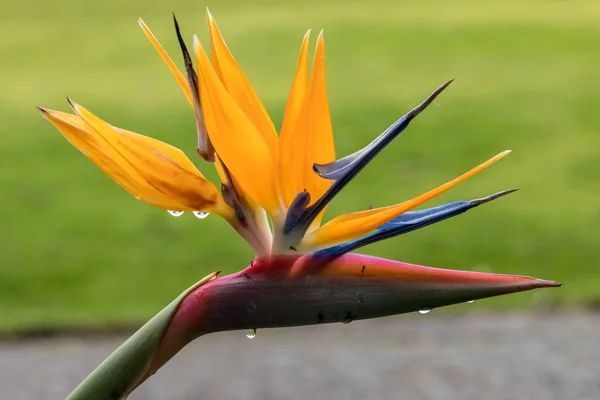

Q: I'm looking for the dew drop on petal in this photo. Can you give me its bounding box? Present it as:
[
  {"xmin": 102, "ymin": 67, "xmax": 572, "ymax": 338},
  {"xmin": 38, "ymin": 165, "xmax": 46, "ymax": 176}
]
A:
[
  {"xmin": 418, "ymin": 308, "xmax": 431, "ymax": 315},
  {"xmin": 193, "ymin": 211, "xmax": 210, "ymax": 219},
  {"xmin": 167, "ymin": 210, "xmax": 184, "ymax": 217},
  {"xmin": 245, "ymin": 329, "xmax": 256, "ymax": 339},
  {"xmin": 467, "ymin": 300, "xmax": 475, "ymax": 304}
]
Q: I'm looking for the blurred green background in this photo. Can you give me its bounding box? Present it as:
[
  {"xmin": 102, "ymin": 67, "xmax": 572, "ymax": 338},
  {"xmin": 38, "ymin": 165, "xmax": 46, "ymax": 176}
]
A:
[{"xmin": 1, "ymin": 0, "xmax": 598, "ymax": 333}]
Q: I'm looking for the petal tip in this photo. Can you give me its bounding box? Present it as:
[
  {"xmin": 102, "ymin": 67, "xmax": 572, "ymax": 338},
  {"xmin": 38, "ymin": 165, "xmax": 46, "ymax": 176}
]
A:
[
  {"xmin": 172, "ymin": 13, "xmax": 181, "ymax": 33},
  {"xmin": 206, "ymin": 8, "xmax": 216, "ymax": 24},
  {"xmin": 471, "ymin": 188, "xmax": 519, "ymax": 205},
  {"xmin": 408, "ymin": 80, "xmax": 454, "ymax": 118},
  {"xmin": 137, "ymin": 17, "xmax": 151, "ymax": 35},
  {"xmin": 37, "ymin": 106, "xmax": 52, "ymax": 120},
  {"xmin": 494, "ymin": 150, "xmax": 512, "ymax": 161},
  {"xmin": 66, "ymin": 97, "xmax": 77, "ymax": 111},
  {"xmin": 192, "ymin": 34, "xmax": 202, "ymax": 51},
  {"xmin": 316, "ymin": 29, "xmax": 325, "ymax": 42}
]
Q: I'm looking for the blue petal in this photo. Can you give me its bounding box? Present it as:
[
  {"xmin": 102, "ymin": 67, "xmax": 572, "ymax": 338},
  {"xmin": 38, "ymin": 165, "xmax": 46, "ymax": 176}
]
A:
[
  {"xmin": 315, "ymin": 189, "xmax": 517, "ymax": 258},
  {"xmin": 377, "ymin": 201, "xmax": 468, "ymax": 231},
  {"xmin": 313, "ymin": 80, "xmax": 453, "ymax": 181},
  {"xmin": 282, "ymin": 80, "xmax": 453, "ymax": 244}
]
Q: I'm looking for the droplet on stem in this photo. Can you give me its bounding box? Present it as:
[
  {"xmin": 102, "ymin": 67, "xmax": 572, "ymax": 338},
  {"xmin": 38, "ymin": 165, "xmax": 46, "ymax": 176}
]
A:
[{"xmin": 245, "ymin": 328, "xmax": 257, "ymax": 339}]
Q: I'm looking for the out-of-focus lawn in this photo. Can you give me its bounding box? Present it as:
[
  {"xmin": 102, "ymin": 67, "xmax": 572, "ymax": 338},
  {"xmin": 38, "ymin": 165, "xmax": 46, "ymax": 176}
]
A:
[{"xmin": 1, "ymin": 0, "xmax": 599, "ymax": 332}]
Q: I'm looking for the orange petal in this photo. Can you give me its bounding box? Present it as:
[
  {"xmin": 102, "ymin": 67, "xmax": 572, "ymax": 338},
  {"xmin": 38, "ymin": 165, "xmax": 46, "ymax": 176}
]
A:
[
  {"xmin": 39, "ymin": 108, "xmax": 184, "ymax": 209},
  {"xmin": 40, "ymin": 108, "xmax": 162, "ymax": 205},
  {"xmin": 213, "ymin": 153, "xmax": 229, "ymax": 185},
  {"xmin": 123, "ymin": 129, "xmax": 203, "ymax": 177},
  {"xmin": 138, "ymin": 18, "xmax": 193, "ymax": 107},
  {"xmin": 214, "ymin": 153, "xmax": 257, "ymax": 213},
  {"xmin": 305, "ymin": 151, "xmax": 511, "ymax": 246},
  {"xmin": 69, "ymin": 100, "xmax": 227, "ymax": 213},
  {"xmin": 43, "ymin": 103, "xmax": 230, "ymax": 216},
  {"xmin": 281, "ymin": 31, "xmax": 336, "ymax": 225},
  {"xmin": 278, "ymin": 30, "xmax": 311, "ymax": 208},
  {"xmin": 206, "ymin": 9, "xmax": 277, "ymax": 157},
  {"xmin": 194, "ymin": 37, "xmax": 280, "ymax": 215}
]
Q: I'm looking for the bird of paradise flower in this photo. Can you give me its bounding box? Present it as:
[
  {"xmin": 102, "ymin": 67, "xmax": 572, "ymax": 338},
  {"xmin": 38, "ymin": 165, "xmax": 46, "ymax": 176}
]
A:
[{"xmin": 38, "ymin": 9, "xmax": 560, "ymax": 400}]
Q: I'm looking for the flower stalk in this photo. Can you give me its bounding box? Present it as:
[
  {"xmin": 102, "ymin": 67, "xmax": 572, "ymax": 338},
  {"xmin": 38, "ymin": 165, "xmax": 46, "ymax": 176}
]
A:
[{"xmin": 65, "ymin": 255, "xmax": 560, "ymax": 400}]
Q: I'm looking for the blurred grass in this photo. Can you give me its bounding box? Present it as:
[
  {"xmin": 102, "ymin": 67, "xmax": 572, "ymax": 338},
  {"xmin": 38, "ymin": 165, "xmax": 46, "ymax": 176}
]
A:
[{"xmin": 1, "ymin": 0, "xmax": 599, "ymax": 332}]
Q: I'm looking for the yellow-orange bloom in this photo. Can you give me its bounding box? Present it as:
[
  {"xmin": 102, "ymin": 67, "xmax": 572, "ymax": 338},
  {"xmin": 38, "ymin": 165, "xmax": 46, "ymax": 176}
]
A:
[{"xmin": 41, "ymin": 9, "xmax": 512, "ymax": 257}]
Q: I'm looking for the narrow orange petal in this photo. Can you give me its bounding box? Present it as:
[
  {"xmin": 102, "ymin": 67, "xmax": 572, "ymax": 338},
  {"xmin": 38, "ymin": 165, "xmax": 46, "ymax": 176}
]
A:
[
  {"xmin": 48, "ymin": 110, "xmax": 201, "ymax": 186},
  {"xmin": 194, "ymin": 37, "xmax": 279, "ymax": 215},
  {"xmin": 205, "ymin": 9, "xmax": 278, "ymax": 157},
  {"xmin": 278, "ymin": 30, "xmax": 311, "ymax": 208},
  {"xmin": 63, "ymin": 102, "xmax": 231, "ymax": 215},
  {"xmin": 305, "ymin": 151, "xmax": 511, "ymax": 246},
  {"xmin": 308, "ymin": 33, "xmax": 336, "ymax": 178},
  {"xmin": 123, "ymin": 129, "xmax": 203, "ymax": 176},
  {"xmin": 283, "ymin": 31, "xmax": 336, "ymax": 225},
  {"xmin": 138, "ymin": 18, "xmax": 193, "ymax": 107},
  {"xmin": 119, "ymin": 134, "xmax": 226, "ymax": 213},
  {"xmin": 213, "ymin": 153, "xmax": 229, "ymax": 185},
  {"xmin": 39, "ymin": 108, "xmax": 187, "ymax": 209}
]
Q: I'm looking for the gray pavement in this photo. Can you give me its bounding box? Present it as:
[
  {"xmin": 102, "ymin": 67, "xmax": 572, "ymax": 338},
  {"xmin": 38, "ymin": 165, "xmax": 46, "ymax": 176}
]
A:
[{"xmin": 1, "ymin": 312, "xmax": 599, "ymax": 400}]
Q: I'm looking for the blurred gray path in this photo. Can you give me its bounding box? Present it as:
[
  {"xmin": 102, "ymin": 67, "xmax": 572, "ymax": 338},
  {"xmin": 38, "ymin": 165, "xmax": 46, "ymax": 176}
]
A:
[{"xmin": 1, "ymin": 313, "xmax": 599, "ymax": 400}]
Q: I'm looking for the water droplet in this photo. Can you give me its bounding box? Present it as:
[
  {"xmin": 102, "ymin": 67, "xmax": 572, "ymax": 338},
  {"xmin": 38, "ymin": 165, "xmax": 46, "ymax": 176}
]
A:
[
  {"xmin": 418, "ymin": 308, "xmax": 431, "ymax": 315},
  {"xmin": 245, "ymin": 328, "xmax": 256, "ymax": 339},
  {"xmin": 246, "ymin": 302, "xmax": 257, "ymax": 313},
  {"xmin": 193, "ymin": 211, "xmax": 210, "ymax": 219},
  {"xmin": 167, "ymin": 210, "xmax": 184, "ymax": 217},
  {"xmin": 467, "ymin": 300, "xmax": 475, "ymax": 304}
]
